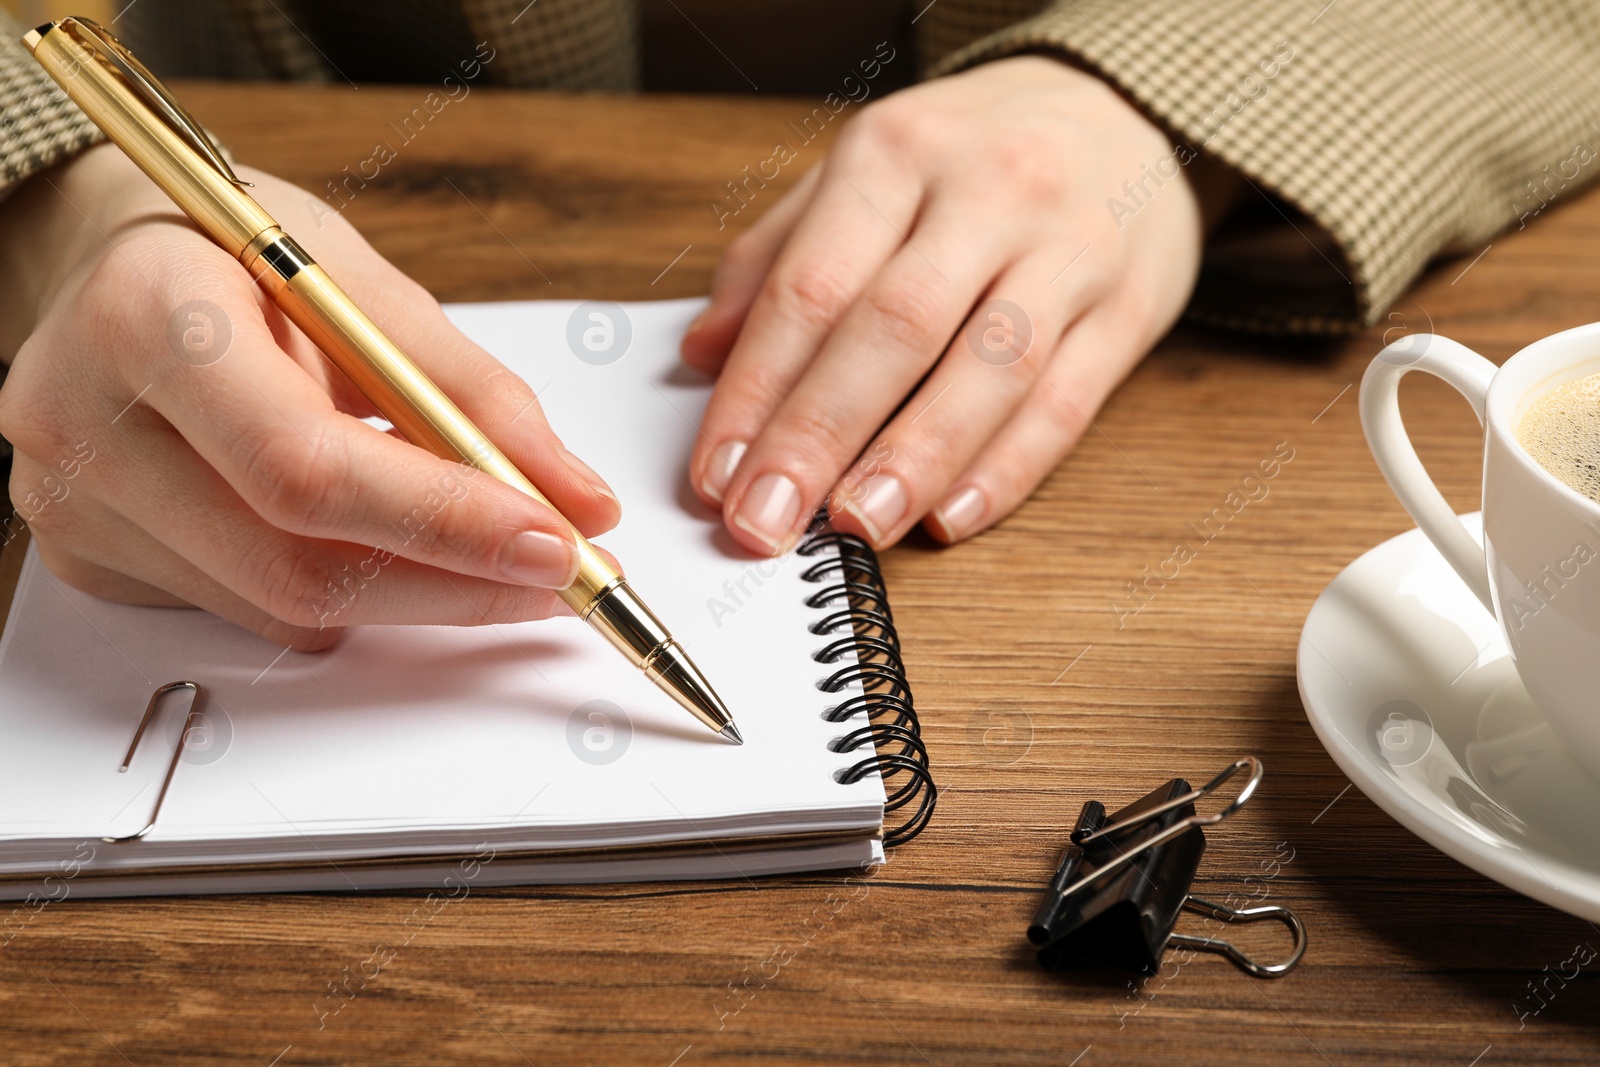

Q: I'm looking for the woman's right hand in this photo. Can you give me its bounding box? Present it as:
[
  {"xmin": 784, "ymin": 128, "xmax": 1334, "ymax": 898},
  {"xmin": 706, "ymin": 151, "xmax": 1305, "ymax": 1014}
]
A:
[{"xmin": 0, "ymin": 143, "xmax": 621, "ymax": 651}]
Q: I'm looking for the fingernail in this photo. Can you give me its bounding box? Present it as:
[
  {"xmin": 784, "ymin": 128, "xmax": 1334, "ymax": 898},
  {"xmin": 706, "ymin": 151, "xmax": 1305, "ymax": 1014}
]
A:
[
  {"xmin": 731, "ymin": 471, "xmax": 803, "ymax": 554},
  {"xmin": 931, "ymin": 484, "xmax": 987, "ymax": 541},
  {"xmin": 701, "ymin": 439, "xmax": 747, "ymax": 503},
  {"xmin": 498, "ymin": 530, "xmax": 578, "ymax": 589},
  {"xmin": 842, "ymin": 473, "xmax": 909, "ymax": 543},
  {"xmin": 685, "ymin": 304, "xmax": 713, "ymax": 335},
  {"xmin": 559, "ymin": 447, "xmax": 616, "ymax": 502}
]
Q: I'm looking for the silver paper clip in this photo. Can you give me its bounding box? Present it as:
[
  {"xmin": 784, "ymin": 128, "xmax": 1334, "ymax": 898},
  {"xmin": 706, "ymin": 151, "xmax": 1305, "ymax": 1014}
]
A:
[{"xmin": 105, "ymin": 680, "xmax": 204, "ymax": 844}]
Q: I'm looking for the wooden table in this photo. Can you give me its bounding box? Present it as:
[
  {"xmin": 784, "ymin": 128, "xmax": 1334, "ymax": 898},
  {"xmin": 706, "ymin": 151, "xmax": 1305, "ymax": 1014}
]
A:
[{"xmin": 4, "ymin": 82, "xmax": 1599, "ymax": 1066}]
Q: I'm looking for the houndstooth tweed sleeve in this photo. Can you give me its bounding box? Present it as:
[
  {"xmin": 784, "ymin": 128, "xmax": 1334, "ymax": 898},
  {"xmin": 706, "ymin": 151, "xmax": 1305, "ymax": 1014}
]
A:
[
  {"xmin": 0, "ymin": 10, "xmax": 105, "ymax": 202},
  {"xmin": 923, "ymin": 0, "xmax": 1600, "ymax": 334}
]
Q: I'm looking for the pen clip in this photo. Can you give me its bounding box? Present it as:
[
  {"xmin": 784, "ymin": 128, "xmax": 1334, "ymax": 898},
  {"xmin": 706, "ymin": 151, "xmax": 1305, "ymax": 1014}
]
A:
[{"xmin": 57, "ymin": 17, "xmax": 252, "ymax": 189}]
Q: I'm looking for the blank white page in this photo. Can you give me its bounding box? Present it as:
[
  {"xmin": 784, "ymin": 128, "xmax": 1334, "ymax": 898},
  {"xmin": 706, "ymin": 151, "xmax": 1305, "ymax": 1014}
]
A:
[{"xmin": 0, "ymin": 299, "xmax": 884, "ymax": 869}]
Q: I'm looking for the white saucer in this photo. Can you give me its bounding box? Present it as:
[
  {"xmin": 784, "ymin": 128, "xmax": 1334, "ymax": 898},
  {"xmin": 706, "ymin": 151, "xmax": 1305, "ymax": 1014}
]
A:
[{"xmin": 1299, "ymin": 512, "xmax": 1600, "ymax": 921}]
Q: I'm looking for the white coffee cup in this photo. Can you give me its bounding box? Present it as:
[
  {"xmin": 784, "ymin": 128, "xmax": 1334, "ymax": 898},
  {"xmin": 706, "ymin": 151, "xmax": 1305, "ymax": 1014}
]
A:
[{"xmin": 1361, "ymin": 324, "xmax": 1600, "ymax": 779}]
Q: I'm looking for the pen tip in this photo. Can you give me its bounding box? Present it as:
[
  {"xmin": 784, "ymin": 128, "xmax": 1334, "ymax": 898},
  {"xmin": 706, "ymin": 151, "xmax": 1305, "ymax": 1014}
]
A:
[{"xmin": 721, "ymin": 722, "xmax": 744, "ymax": 746}]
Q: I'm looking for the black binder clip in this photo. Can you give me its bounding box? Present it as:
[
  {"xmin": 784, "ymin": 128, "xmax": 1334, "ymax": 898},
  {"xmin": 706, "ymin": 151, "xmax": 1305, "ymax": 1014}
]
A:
[{"xmin": 1028, "ymin": 756, "xmax": 1306, "ymax": 978}]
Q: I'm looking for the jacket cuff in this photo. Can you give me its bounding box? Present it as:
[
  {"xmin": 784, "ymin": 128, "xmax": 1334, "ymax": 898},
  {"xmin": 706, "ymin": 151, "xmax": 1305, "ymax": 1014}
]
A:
[
  {"xmin": 0, "ymin": 11, "xmax": 106, "ymax": 203},
  {"xmin": 927, "ymin": 0, "xmax": 1600, "ymax": 335}
]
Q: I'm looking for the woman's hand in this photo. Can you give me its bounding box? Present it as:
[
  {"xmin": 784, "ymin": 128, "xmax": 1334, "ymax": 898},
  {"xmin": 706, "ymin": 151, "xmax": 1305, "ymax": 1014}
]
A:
[
  {"xmin": 683, "ymin": 56, "xmax": 1221, "ymax": 553},
  {"xmin": 0, "ymin": 144, "xmax": 619, "ymax": 650}
]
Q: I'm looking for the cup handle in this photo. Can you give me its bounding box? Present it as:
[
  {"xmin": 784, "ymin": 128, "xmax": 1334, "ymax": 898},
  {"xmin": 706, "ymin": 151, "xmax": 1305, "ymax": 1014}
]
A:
[{"xmin": 1359, "ymin": 334, "xmax": 1498, "ymax": 612}]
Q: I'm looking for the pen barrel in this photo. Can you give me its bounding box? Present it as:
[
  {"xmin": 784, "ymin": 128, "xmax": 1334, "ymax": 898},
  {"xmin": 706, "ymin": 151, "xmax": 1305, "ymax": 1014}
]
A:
[
  {"xmin": 259, "ymin": 254, "xmax": 620, "ymax": 614},
  {"xmin": 28, "ymin": 27, "xmax": 276, "ymax": 255}
]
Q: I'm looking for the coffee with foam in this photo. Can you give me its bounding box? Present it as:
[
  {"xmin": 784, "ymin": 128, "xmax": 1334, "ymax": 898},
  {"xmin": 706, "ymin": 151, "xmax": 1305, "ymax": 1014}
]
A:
[{"xmin": 1517, "ymin": 372, "xmax": 1600, "ymax": 502}]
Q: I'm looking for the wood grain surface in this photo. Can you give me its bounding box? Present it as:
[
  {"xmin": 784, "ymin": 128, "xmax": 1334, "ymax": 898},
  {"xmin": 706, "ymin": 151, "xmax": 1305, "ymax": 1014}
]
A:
[{"xmin": 3, "ymin": 82, "xmax": 1599, "ymax": 1066}]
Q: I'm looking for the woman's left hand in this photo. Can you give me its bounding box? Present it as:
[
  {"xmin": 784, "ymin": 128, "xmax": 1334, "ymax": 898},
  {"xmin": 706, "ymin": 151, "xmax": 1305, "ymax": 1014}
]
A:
[{"xmin": 681, "ymin": 55, "xmax": 1215, "ymax": 553}]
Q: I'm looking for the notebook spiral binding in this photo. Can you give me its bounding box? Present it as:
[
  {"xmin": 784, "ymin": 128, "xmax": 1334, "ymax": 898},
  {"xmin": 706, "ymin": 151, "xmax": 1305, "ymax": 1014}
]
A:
[{"xmin": 797, "ymin": 521, "xmax": 936, "ymax": 847}]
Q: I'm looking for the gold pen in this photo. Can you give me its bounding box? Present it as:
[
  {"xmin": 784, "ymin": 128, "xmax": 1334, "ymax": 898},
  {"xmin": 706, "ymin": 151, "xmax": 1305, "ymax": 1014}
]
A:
[{"xmin": 24, "ymin": 17, "xmax": 742, "ymax": 745}]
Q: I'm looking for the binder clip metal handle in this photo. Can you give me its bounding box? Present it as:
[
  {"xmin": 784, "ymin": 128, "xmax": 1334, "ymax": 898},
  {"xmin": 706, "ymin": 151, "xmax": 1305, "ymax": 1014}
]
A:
[
  {"xmin": 1029, "ymin": 756, "xmax": 1307, "ymax": 979},
  {"xmin": 1050, "ymin": 756, "xmax": 1261, "ymax": 906},
  {"xmin": 1071, "ymin": 756, "xmax": 1260, "ymax": 848},
  {"xmin": 1169, "ymin": 896, "xmax": 1308, "ymax": 979}
]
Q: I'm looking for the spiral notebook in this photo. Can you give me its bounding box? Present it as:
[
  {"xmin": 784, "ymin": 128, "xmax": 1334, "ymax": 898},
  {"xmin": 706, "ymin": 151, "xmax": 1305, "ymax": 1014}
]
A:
[{"xmin": 0, "ymin": 298, "xmax": 933, "ymax": 900}]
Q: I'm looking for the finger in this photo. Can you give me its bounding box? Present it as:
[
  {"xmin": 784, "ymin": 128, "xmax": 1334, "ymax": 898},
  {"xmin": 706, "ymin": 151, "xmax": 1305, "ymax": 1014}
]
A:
[
  {"xmin": 718, "ymin": 200, "xmax": 1018, "ymax": 555},
  {"xmin": 12, "ymin": 450, "xmax": 341, "ymax": 649},
  {"xmin": 828, "ymin": 254, "xmax": 1099, "ymax": 547},
  {"xmin": 124, "ymin": 266, "xmax": 589, "ymax": 593},
  {"xmin": 318, "ymin": 263, "xmax": 623, "ymax": 538},
  {"xmin": 190, "ymin": 209, "xmax": 620, "ymax": 540},
  {"xmin": 923, "ymin": 303, "xmax": 1142, "ymax": 543},
  {"xmin": 689, "ymin": 158, "xmax": 920, "ymax": 506},
  {"xmin": 54, "ymin": 417, "xmax": 573, "ymax": 629},
  {"xmin": 681, "ymin": 164, "xmax": 822, "ymax": 374},
  {"xmin": 27, "ymin": 495, "xmax": 344, "ymax": 652}
]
